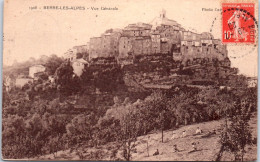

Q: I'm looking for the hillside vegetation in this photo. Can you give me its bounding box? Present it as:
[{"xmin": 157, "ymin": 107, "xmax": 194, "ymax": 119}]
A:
[
  {"xmin": 35, "ymin": 112, "xmax": 257, "ymax": 161},
  {"xmin": 2, "ymin": 56, "xmax": 257, "ymax": 161}
]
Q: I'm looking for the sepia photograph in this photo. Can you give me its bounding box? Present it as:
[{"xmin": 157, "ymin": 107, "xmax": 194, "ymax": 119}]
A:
[{"xmin": 2, "ymin": 0, "xmax": 258, "ymax": 161}]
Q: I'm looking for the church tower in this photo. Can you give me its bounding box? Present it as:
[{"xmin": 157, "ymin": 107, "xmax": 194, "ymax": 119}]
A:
[{"xmin": 160, "ymin": 9, "xmax": 166, "ymax": 18}]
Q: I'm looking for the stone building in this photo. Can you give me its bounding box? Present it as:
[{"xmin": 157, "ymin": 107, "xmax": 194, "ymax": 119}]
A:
[
  {"xmin": 181, "ymin": 31, "xmax": 198, "ymax": 57},
  {"xmin": 71, "ymin": 58, "xmax": 88, "ymax": 77},
  {"xmin": 150, "ymin": 9, "xmax": 180, "ymax": 30},
  {"xmin": 64, "ymin": 45, "xmax": 89, "ymax": 61},
  {"xmin": 118, "ymin": 36, "xmax": 133, "ymax": 58},
  {"xmin": 119, "ymin": 23, "xmax": 152, "ymax": 57},
  {"xmin": 15, "ymin": 78, "xmax": 33, "ymax": 88},
  {"xmin": 156, "ymin": 26, "xmax": 182, "ymax": 54},
  {"xmin": 89, "ymin": 37, "xmax": 102, "ymax": 59},
  {"xmin": 212, "ymin": 39, "xmax": 228, "ymax": 59},
  {"xmin": 160, "ymin": 38, "xmax": 170, "ymax": 54},
  {"xmin": 29, "ymin": 65, "xmax": 46, "ymax": 78},
  {"xmin": 100, "ymin": 31, "xmax": 121, "ymax": 57},
  {"xmin": 89, "ymin": 29, "xmax": 122, "ymax": 59},
  {"xmin": 74, "ymin": 45, "xmax": 89, "ymax": 54},
  {"xmin": 192, "ymin": 33, "xmax": 202, "ymax": 56},
  {"xmin": 133, "ymin": 38, "xmax": 144, "ymax": 55},
  {"xmin": 123, "ymin": 23, "xmax": 152, "ymax": 37},
  {"xmin": 151, "ymin": 33, "xmax": 161, "ymax": 54},
  {"xmin": 199, "ymin": 32, "xmax": 214, "ymax": 60},
  {"xmin": 130, "ymin": 36, "xmax": 152, "ymax": 56},
  {"xmin": 142, "ymin": 37, "xmax": 152, "ymax": 55},
  {"xmin": 64, "ymin": 49, "xmax": 74, "ymax": 61}
]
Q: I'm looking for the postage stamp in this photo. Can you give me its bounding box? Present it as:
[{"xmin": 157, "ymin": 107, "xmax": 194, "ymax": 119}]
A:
[{"xmin": 222, "ymin": 3, "xmax": 256, "ymax": 43}]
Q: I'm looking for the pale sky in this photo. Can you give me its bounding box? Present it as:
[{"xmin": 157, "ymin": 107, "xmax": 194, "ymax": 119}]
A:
[{"xmin": 3, "ymin": 0, "xmax": 258, "ymax": 76}]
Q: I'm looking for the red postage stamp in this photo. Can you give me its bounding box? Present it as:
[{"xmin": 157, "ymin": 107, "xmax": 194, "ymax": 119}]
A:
[{"xmin": 222, "ymin": 3, "xmax": 256, "ymax": 43}]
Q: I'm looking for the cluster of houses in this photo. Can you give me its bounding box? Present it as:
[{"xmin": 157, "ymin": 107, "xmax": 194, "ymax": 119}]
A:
[
  {"xmin": 81, "ymin": 10, "xmax": 227, "ymax": 61},
  {"xmin": 4, "ymin": 65, "xmax": 52, "ymax": 92},
  {"xmin": 64, "ymin": 10, "xmax": 229, "ymax": 75}
]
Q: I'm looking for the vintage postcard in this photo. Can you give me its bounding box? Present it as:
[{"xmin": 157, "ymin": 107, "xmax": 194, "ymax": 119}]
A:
[{"xmin": 2, "ymin": 0, "xmax": 258, "ymax": 161}]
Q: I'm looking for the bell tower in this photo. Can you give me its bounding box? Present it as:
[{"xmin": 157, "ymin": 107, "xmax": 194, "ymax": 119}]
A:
[{"xmin": 160, "ymin": 9, "xmax": 166, "ymax": 18}]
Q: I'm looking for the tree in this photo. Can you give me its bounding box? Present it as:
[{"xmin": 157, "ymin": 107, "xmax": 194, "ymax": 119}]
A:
[
  {"xmin": 64, "ymin": 113, "xmax": 97, "ymax": 152},
  {"xmin": 54, "ymin": 62, "xmax": 79, "ymax": 98},
  {"xmin": 2, "ymin": 115, "xmax": 28, "ymax": 159},
  {"xmin": 217, "ymin": 100, "xmax": 253, "ymax": 161},
  {"xmin": 44, "ymin": 55, "xmax": 64, "ymax": 75},
  {"xmin": 96, "ymin": 117, "xmax": 121, "ymax": 145},
  {"xmin": 143, "ymin": 90, "xmax": 167, "ymax": 131},
  {"xmin": 119, "ymin": 108, "xmax": 139, "ymax": 161}
]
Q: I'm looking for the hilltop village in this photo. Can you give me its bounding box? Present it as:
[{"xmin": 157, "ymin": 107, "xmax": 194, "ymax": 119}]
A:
[
  {"xmin": 4, "ymin": 10, "xmax": 248, "ymax": 90},
  {"xmin": 66, "ymin": 10, "xmax": 229, "ymax": 65},
  {"xmin": 61, "ymin": 10, "xmax": 240, "ymax": 89},
  {"xmin": 2, "ymin": 10, "xmax": 257, "ymax": 161}
]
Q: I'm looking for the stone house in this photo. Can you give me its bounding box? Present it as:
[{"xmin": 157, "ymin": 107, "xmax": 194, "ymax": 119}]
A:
[
  {"xmin": 15, "ymin": 77, "xmax": 33, "ymax": 88},
  {"xmin": 64, "ymin": 45, "xmax": 89, "ymax": 61},
  {"xmin": 64, "ymin": 49, "xmax": 75, "ymax": 61},
  {"xmin": 142, "ymin": 37, "xmax": 152, "ymax": 55},
  {"xmin": 123, "ymin": 23, "xmax": 152, "ymax": 37},
  {"xmin": 29, "ymin": 65, "xmax": 46, "ymax": 78},
  {"xmin": 160, "ymin": 38, "xmax": 170, "ymax": 54},
  {"xmin": 123, "ymin": 27, "xmax": 141, "ymax": 37},
  {"xmin": 71, "ymin": 58, "xmax": 88, "ymax": 77},
  {"xmin": 89, "ymin": 30, "xmax": 121, "ymax": 59},
  {"xmin": 159, "ymin": 26, "xmax": 181, "ymax": 54},
  {"xmin": 132, "ymin": 36, "xmax": 152, "ymax": 55},
  {"xmin": 118, "ymin": 36, "xmax": 133, "ymax": 58},
  {"xmin": 133, "ymin": 38, "xmax": 143, "ymax": 55},
  {"xmin": 212, "ymin": 39, "xmax": 228, "ymax": 58},
  {"xmin": 89, "ymin": 37, "xmax": 102, "ymax": 59},
  {"xmin": 100, "ymin": 32, "xmax": 121, "ymax": 57},
  {"xmin": 151, "ymin": 33, "xmax": 161, "ymax": 54},
  {"xmin": 200, "ymin": 32, "xmax": 214, "ymax": 60}
]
